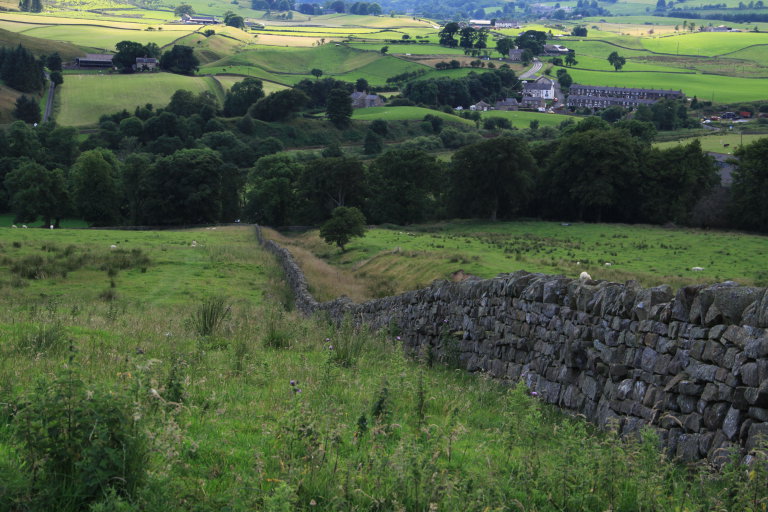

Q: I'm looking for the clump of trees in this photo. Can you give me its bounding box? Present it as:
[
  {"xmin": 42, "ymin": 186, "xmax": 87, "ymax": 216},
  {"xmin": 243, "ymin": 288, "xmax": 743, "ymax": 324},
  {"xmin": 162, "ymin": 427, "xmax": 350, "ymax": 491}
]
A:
[{"xmin": 0, "ymin": 45, "xmax": 45, "ymax": 93}]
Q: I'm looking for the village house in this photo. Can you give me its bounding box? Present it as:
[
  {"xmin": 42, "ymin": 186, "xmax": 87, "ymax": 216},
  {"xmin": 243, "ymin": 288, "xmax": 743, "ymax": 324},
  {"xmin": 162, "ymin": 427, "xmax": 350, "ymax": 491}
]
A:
[
  {"xmin": 521, "ymin": 96, "xmax": 545, "ymax": 109},
  {"xmin": 567, "ymin": 84, "xmax": 684, "ymax": 110},
  {"xmin": 75, "ymin": 54, "xmax": 114, "ymax": 68},
  {"xmin": 542, "ymin": 44, "xmax": 570, "ymax": 55},
  {"xmin": 470, "ymin": 100, "xmax": 491, "ymax": 111},
  {"xmin": 135, "ymin": 57, "xmax": 158, "ymax": 71},
  {"xmin": 494, "ymin": 97, "xmax": 519, "ymax": 111},
  {"xmin": 508, "ymin": 49, "xmax": 525, "ymax": 61},
  {"xmin": 350, "ymin": 91, "xmax": 384, "ymax": 108},
  {"xmin": 522, "ymin": 76, "xmax": 555, "ymax": 100}
]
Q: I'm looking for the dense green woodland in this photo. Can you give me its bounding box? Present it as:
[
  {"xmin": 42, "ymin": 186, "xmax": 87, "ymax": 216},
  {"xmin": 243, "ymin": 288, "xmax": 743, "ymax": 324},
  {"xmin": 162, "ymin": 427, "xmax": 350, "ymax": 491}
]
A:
[{"xmin": 2, "ymin": 91, "xmax": 766, "ymax": 232}]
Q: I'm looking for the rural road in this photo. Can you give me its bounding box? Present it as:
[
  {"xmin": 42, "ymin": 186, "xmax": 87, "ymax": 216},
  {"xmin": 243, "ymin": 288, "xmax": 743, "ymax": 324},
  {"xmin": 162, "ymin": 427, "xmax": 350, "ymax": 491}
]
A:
[
  {"xmin": 520, "ymin": 58, "xmax": 542, "ymax": 79},
  {"xmin": 42, "ymin": 72, "xmax": 55, "ymax": 123}
]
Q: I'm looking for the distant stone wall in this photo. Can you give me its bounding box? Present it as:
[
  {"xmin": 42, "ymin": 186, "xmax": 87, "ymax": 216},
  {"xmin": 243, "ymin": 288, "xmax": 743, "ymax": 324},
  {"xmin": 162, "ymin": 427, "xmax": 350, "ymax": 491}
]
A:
[{"xmin": 257, "ymin": 226, "xmax": 768, "ymax": 462}]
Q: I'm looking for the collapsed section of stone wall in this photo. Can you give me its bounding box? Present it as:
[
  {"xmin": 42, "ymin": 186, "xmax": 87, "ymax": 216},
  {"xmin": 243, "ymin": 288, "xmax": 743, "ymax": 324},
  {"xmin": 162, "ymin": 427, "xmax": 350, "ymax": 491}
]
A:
[{"xmin": 257, "ymin": 226, "xmax": 768, "ymax": 462}]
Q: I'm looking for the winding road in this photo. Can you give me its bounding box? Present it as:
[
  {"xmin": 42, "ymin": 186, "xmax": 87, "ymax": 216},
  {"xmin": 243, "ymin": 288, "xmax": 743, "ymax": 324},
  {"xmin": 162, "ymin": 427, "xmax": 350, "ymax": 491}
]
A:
[
  {"xmin": 520, "ymin": 58, "xmax": 542, "ymax": 79},
  {"xmin": 42, "ymin": 72, "xmax": 55, "ymax": 123}
]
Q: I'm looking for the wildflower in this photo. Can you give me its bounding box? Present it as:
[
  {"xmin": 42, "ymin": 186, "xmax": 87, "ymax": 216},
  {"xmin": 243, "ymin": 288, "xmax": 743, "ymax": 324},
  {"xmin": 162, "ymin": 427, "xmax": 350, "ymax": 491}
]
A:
[
  {"xmin": 325, "ymin": 337, "xmax": 330, "ymax": 342},
  {"xmin": 531, "ymin": 391, "xmax": 538, "ymax": 397},
  {"xmin": 396, "ymin": 336, "xmax": 401, "ymax": 341},
  {"xmin": 290, "ymin": 380, "xmax": 296, "ymax": 386},
  {"xmin": 328, "ymin": 345, "xmax": 334, "ymax": 350}
]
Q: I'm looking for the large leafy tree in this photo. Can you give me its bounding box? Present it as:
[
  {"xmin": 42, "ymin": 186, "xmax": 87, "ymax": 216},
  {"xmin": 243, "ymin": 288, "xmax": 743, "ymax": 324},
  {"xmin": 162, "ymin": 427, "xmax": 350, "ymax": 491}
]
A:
[
  {"xmin": 326, "ymin": 88, "xmax": 353, "ymax": 128},
  {"xmin": 249, "ymin": 89, "xmax": 309, "ymax": 122},
  {"xmin": 244, "ymin": 154, "xmax": 303, "ymax": 225},
  {"xmin": 640, "ymin": 139, "xmax": 719, "ymax": 224},
  {"xmin": 12, "ymin": 95, "xmax": 41, "ymax": 124},
  {"xmin": 515, "ymin": 30, "xmax": 547, "ymax": 54},
  {"xmin": 438, "ymin": 22, "xmax": 460, "ymax": 47},
  {"xmin": 143, "ymin": 148, "xmax": 223, "ymax": 225},
  {"xmin": 366, "ymin": 149, "xmax": 442, "ymax": 225},
  {"xmin": 495, "ymin": 37, "xmax": 515, "ymax": 57},
  {"xmin": 159, "ymin": 45, "xmax": 199, "ymax": 75},
  {"xmin": 4, "ymin": 160, "xmax": 68, "ymax": 227},
  {"xmin": 319, "ymin": 206, "xmax": 366, "ymax": 252},
  {"xmin": 113, "ymin": 41, "xmax": 148, "ymax": 73},
  {"xmin": 298, "ymin": 157, "xmax": 366, "ymax": 223},
  {"xmin": 729, "ymin": 138, "xmax": 768, "ymax": 232},
  {"xmin": 545, "ymin": 128, "xmax": 642, "ymax": 222},
  {"xmin": 448, "ymin": 136, "xmax": 536, "ymax": 221},
  {"xmin": 222, "ymin": 77, "xmax": 264, "ymax": 117},
  {"xmin": 69, "ymin": 149, "xmax": 122, "ymax": 226},
  {"xmin": 607, "ymin": 51, "xmax": 626, "ymax": 71}
]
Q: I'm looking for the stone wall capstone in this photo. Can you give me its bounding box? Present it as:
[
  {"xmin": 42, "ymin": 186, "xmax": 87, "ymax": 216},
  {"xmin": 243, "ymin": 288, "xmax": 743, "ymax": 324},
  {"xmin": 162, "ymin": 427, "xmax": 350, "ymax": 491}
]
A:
[{"xmin": 257, "ymin": 226, "xmax": 768, "ymax": 463}]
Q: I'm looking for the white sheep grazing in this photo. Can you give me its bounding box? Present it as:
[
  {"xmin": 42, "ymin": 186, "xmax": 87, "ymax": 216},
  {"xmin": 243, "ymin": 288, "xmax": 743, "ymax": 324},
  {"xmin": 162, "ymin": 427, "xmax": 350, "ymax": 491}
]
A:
[
  {"xmin": 579, "ymin": 271, "xmax": 592, "ymax": 280},
  {"xmin": 604, "ymin": 262, "xmax": 612, "ymax": 267},
  {"xmin": 691, "ymin": 266, "xmax": 704, "ymax": 272},
  {"xmin": 49, "ymin": 225, "xmax": 54, "ymax": 230},
  {"xmin": 110, "ymin": 244, "xmax": 117, "ymax": 249},
  {"xmin": 12, "ymin": 225, "xmax": 17, "ymax": 228},
  {"xmin": 191, "ymin": 240, "xmax": 198, "ymax": 247},
  {"xmin": 22, "ymin": 225, "xmax": 28, "ymax": 229}
]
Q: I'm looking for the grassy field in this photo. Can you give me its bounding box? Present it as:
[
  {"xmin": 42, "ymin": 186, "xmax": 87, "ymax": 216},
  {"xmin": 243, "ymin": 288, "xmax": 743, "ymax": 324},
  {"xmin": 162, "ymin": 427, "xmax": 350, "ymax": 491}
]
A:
[
  {"xmin": 655, "ymin": 132, "xmax": 768, "ymax": 154},
  {"xmin": 351, "ymin": 106, "xmax": 474, "ymax": 124},
  {"xmin": 271, "ymin": 221, "xmax": 768, "ymax": 301},
  {"xmin": 56, "ymin": 73, "xmax": 222, "ymax": 126},
  {"xmin": 0, "ymin": 225, "xmax": 765, "ymax": 511},
  {"xmin": 213, "ymin": 74, "xmax": 287, "ymax": 94},
  {"xmin": 565, "ymin": 67, "xmax": 768, "ymax": 102},
  {"xmin": 19, "ymin": 23, "xmax": 197, "ymax": 48},
  {"xmin": 0, "ymin": 26, "xmax": 84, "ymax": 59},
  {"xmin": 641, "ymin": 31, "xmax": 768, "ymax": 56},
  {"xmin": 480, "ymin": 110, "xmax": 573, "ymax": 129}
]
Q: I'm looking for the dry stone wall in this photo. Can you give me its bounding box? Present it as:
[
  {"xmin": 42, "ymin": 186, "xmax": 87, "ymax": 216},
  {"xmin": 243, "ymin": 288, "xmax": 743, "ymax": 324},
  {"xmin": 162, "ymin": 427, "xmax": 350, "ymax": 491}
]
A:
[{"xmin": 257, "ymin": 226, "xmax": 768, "ymax": 463}]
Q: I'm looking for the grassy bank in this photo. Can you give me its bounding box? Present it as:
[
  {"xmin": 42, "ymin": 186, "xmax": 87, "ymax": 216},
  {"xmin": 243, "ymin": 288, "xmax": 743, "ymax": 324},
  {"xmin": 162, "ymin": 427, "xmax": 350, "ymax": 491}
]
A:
[{"xmin": 0, "ymin": 225, "xmax": 765, "ymax": 511}]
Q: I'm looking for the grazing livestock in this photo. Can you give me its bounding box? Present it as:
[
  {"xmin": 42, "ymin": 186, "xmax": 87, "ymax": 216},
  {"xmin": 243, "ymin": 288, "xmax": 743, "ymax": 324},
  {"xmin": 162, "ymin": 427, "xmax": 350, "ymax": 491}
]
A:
[
  {"xmin": 579, "ymin": 271, "xmax": 592, "ymax": 280},
  {"xmin": 691, "ymin": 266, "xmax": 704, "ymax": 271}
]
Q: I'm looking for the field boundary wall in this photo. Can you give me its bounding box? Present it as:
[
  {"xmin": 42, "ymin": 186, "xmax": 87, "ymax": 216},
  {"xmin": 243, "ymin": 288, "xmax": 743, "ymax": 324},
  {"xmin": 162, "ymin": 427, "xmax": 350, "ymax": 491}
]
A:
[{"xmin": 256, "ymin": 225, "xmax": 768, "ymax": 463}]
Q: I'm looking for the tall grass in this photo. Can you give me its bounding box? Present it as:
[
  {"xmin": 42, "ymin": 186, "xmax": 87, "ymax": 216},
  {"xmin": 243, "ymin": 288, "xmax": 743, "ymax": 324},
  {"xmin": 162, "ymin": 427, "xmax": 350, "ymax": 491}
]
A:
[{"xmin": 188, "ymin": 296, "xmax": 232, "ymax": 337}]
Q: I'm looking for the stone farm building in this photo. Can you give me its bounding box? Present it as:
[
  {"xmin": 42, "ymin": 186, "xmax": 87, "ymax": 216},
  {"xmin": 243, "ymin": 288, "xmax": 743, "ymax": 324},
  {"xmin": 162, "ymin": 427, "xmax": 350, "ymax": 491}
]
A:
[
  {"xmin": 350, "ymin": 91, "xmax": 384, "ymax": 108},
  {"xmin": 135, "ymin": 57, "xmax": 158, "ymax": 71},
  {"xmin": 494, "ymin": 97, "xmax": 519, "ymax": 111},
  {"xmin": 75, "ymin": 54, "xmax": 114, "ymax": 68},
  {"xmin": 567, "ymin": 84, "xmax": 684, "ymax": 110},
  {"xmin": 523, "ymin": 76, "xmax": 555, "ymax": 100},
  {"xmin": 181, "ymin": 14, "xmax": 218, "ymax": 24}
]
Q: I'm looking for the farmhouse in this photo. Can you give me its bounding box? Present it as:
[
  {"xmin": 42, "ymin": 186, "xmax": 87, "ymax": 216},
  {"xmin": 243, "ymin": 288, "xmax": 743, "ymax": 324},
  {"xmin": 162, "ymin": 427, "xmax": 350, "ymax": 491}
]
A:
[
  {"xmin": 135, "ymin": 57, "xmax": 158, "ymax": 71},
  {"xmin": 181, "ymin": 14, "xmax": 218, "ymax": 24},
  {"xmin": 75, "ymin": 54, "xmax": 114, "ymax": 68},
  {"xmin": 470, "ymin": 100, "xmax": 491, "ymax": 111},
  {"xmin": 494, "ymin": 97, "xmax": 519, "ymax": 111},
  {"xmin": 567, "ymin": 84, "xmax": 684, "ymax": 109},
  {"xmin": 350, "ymin": 91, "xmax": 384, "ymax": 108},
  {"xmin": 469, "ymin": 19, "xmax": 492, "ymax": 27},
  {"xmin": 522, "ymin": 76, "xmax": 555, "ymax": 100},
  {"xmin": 542, "ymin": 44, "xmax": 570, "ymax": 55},
  {"xmin": 508, "ymin": 49, "xmax": 525, "ymax": 61}
]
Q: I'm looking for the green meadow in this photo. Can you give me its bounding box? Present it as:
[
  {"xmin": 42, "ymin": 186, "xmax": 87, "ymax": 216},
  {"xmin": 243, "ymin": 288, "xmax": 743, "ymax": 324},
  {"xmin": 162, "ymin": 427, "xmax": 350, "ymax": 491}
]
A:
[
  {"xmin": 276, "ymin": 221, "xmax": 768, "ymax": 299},
  {"xmin": 655, "ymin": 132, "xmax": 768, "ymax": 154},
  {"xmin": 351, "ymin": 106, "xmax": 475, "ymax": 124},
  {"xmin": 641, "ymin": 31, "xmax": 768, "ymax": 56},
  {"xmin": 348, "ymin": 42, "xmax": 466, "ymax": 55},
  {"xmin": 56, "ymin": 73, "xmax": 222, "ymax": 126},
  {"xmin": 1, "ymin": 225, "xmax": 765, "ymax": 511},
  {"xmin": 18, "ymin": 23, "xmax": 197, "ymax": 48},
  {"xmin": 565, "ymin": 67, "xmax": 768, "ymax": 102},
  {"xmin": 480, "ymin": 110, "xmax": 573, "ymax": 129}
]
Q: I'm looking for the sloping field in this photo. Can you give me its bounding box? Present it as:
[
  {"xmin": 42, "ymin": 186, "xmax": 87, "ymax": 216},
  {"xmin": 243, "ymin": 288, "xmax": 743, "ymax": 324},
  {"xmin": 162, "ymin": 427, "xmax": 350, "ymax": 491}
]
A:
[
  {"xmin": 480, "ymin": 110, "xmax": 572, "ymax": 129},
  {"xmin": 642, "ymin": 31, "xmax": 768, "ymax": 56},
  {"xmin": 352, "ymin": 106, "xmax": 474, "ymax": 124},
  {"xmin": 567, "ymin": 67, "xmax": 768, "ymax": 102},
  {"xmin": 213, "ymin": 74, "xmax": 287, "ymax": 94},
  {"xmin": 348, "ymin": 42, "xmax": 465, "ymax": 55},
  {"xmin": 56, "ymin": 73, "xmax": 221, "ymax": 126},
  {"xmin": 253, "ymin": 33, "xmax": 344, "ymax": 46},
  {"xmin": 210, "ymin": 44, "xmax": 377, "ymax": 74},
  {"xmin": 0, "ymin": 26, "xmax": 84, "ymax": 59},
  {"xmin": 655, "ymin": 133, "xmax": 768, "ymax": 154},
  {"xmin": 0, "ymin": 84, "xmax": 23, "ymax": 124},
  {"xmin": 723, "ymin": 44, "xmax": 768, "ymax": 65},
  {"xmin": 20, "ymin": 23, "xmax": 197, "ymax": 48}
]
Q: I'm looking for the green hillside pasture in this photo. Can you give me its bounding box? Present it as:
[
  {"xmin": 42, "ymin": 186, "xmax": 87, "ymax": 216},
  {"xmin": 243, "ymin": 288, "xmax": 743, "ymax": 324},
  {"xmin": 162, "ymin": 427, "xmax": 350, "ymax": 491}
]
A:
[
  {"xmin": 480, "ymin": 110, "xmax": 572, "ymax": 129},
  {"xmin": 0, "ymin": 225, "xmax": 269, "ymax": 304},
  {"xmin": 0, "ymin": 26, "xmax": 84, "ymax": 59},
  {"xmin": 198, "ymin": 64, "xmax": 293, "ymax": 85},
  {"xmin": 352, "ymin": 106, "xmax": 474, "ymax": 124},
  {"xmin": 331, "ymin": 57, "xmax": 428, "ymax": 85},
  {"xmin": 296, "ymin": 221, "xmax": 768, "ymax": 294},
  {"xmin": 719, "ymin": 44, "xmax": 768, "ymax": 65},
  {"xmin": 655, "ymin": 132, "xmax": 768, "ymax": 154},
  {"xmin": 214, "ymin": 74, "xmax": 287, "ymax": 94},
  {"xmin": 642, "ymin": 31, "xmax": 768, "ymax": 56},
  {"xmin": 316, "ymin": 13, "xmax": 435, "ymax": 28},
  {"xmin": 566, "ymin": 67, "xmax": 768, "ymax": 102},
  {"xmin": 210, "ymin": 44, "xmax": 378, "ymax": 74},
  {"xmin": 348, "ymin": 42, "xmax": 466, "ymax": 55},
  {"xmin": 253, "ymin": 33, "xmax": 344, "ymax": 46},
  {"xmin": 0, "ymin": 19, "xmax": 50, "ymax": 32},
  {"xmin": 57, "ymin": 73, "xmax": 221, "ymax": 126},
  {"xmin": 20, "ymin": 23, "xmax": 197, "ymax": 48},
  {"xmin": 633, "ymin": 53, "xmax": 768, "ymax": 78},
  {"xmin": 585, "ymin": 14, "xmax": 768, "ymax": 29},
  {"xmin": 561, "ymin": 53, "xmax": 685, "ymax": 72}
]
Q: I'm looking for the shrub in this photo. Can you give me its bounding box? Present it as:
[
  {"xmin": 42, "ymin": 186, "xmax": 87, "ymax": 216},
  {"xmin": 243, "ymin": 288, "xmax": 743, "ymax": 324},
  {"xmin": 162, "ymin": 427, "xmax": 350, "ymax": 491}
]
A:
[
  {"xmin": 10, "ymin": 368, "xmax": 148, "ymax": 510},
  {"xmin": 189, "ymin": 295, "xmax": 231, "ymax": 337}
]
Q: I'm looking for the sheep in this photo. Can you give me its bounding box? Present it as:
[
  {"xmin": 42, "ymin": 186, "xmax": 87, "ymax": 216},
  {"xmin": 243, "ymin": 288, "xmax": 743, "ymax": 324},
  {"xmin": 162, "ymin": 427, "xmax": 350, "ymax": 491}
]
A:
[
  {"xmin": 110, "ymin": 244, "xmax": 117, "ymax": 249},
  {"xmin": 49, "ymin": 225, "xmax": 54, "ymax": 229},
  {"xmin": 12, "ymin": 225, "xmax": 17, "ymax": 228},
  {"xmin": 691, "ymin": 266, "xmax": 704, "ymax": 271},
  {"xmin": 604, "ymin": 262, "xmax": 612, "ymax": 267},
  {"xmin": 22, "ymin": 225, "xmax": 28, "ymax": 229},
  {"xmin": 191, "ymin": 240, "xmax": 198, "ymax": 247},
  {"xmin": 579, "ymin": 271, "xmax": 592, "ymax": 280}
]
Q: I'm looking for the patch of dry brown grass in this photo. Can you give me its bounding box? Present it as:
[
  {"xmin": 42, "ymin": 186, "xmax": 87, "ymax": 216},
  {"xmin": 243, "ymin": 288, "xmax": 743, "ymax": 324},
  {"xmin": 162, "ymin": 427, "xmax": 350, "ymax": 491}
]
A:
[{"xmin": 262, "ymin": 228, "xmax": 370, "ymax": 302}]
